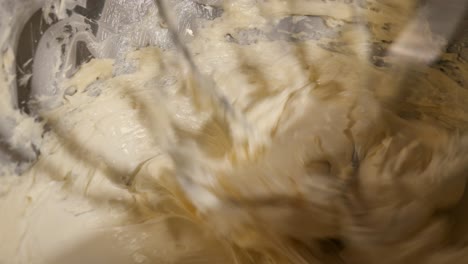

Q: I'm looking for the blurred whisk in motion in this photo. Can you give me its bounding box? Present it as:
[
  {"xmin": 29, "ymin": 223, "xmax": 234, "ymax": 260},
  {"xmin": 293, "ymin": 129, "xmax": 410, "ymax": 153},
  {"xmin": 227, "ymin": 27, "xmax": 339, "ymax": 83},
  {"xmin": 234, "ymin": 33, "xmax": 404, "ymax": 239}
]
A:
[{"xmin": 2, "ymin": 0, "xmax": 468, "ymax": 263}]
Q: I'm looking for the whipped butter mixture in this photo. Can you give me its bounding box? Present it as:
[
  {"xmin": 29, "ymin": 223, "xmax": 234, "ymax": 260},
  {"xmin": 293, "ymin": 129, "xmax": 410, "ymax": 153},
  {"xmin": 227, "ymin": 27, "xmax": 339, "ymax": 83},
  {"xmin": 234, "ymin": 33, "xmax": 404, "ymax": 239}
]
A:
[{"xmin": 1, "ymin": 0, "xmax": 468, "ymax": 263}]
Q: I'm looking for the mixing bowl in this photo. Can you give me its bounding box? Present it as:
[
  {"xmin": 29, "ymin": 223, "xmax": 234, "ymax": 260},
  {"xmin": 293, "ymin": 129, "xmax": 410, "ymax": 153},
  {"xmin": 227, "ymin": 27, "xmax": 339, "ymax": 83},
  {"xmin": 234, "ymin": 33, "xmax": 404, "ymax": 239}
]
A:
[{"xmin": 1, "ymin": 1, "xmax": 468, "ymax": 263}]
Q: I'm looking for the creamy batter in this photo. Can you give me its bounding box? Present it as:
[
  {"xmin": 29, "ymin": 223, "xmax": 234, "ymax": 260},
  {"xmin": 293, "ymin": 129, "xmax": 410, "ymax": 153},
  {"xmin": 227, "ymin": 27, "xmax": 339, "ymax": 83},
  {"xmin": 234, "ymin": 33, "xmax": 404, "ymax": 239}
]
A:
[{"xmin": 1, "ymin": 0, "xmax": 468, "ymax": 264}]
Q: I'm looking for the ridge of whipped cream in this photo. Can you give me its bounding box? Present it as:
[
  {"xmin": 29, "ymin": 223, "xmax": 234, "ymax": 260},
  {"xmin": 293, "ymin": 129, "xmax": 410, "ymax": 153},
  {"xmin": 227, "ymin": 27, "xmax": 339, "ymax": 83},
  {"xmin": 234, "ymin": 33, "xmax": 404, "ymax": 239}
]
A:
[{"xmin": 1, "ymin": 0, "xmax": 468, "ymax": 264}]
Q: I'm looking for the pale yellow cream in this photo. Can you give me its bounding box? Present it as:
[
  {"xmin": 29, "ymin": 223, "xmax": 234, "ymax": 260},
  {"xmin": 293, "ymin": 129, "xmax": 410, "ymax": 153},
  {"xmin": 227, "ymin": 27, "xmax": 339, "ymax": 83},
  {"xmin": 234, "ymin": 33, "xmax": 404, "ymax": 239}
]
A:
[{"xmin": 1, "ymin": 1, "xmax": 468, "ymax": 264}]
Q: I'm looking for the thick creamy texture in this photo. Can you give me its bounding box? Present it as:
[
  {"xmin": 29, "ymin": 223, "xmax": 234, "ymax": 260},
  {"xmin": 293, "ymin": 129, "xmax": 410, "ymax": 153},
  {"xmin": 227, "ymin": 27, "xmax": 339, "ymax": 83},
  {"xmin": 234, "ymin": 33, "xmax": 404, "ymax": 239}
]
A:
[{"xmin": 1, "ymin": 0, "xmax": 468, "ymax": 263}]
